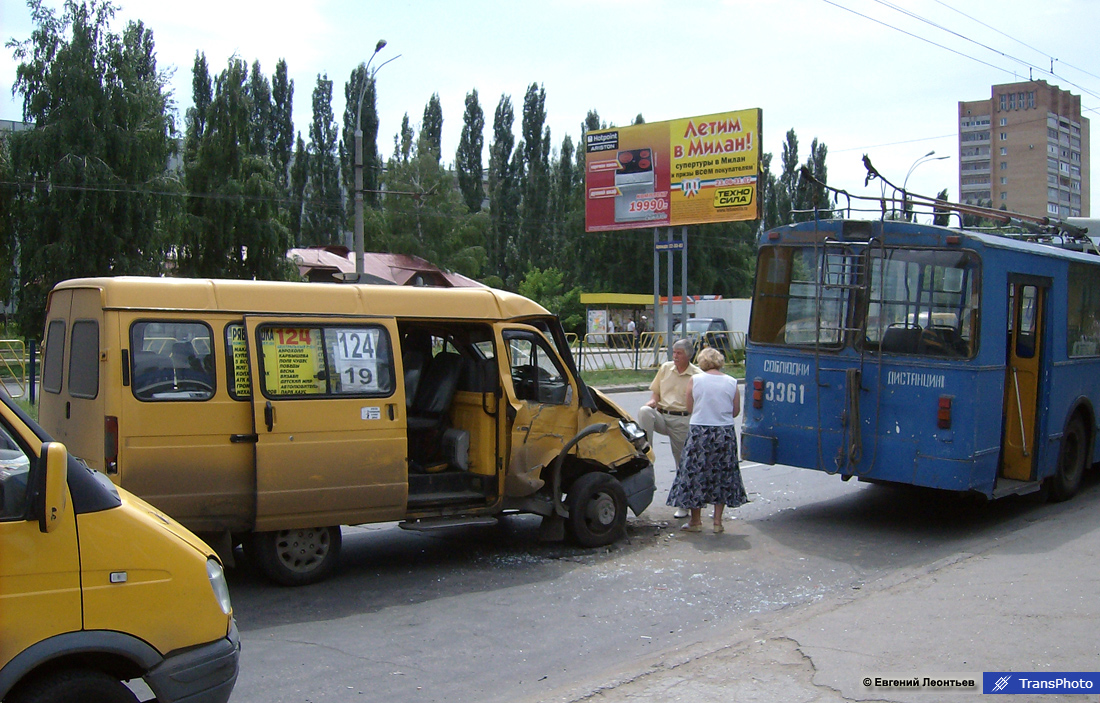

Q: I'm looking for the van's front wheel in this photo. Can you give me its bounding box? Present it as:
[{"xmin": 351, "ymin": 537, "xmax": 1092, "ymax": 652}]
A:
[
  {"xmin": 251, "ymin": 526, "xmax": 342, "ymax": 586},
  {"xmin": 7, "ymin": 669, "xmax": 138, "ymax": 703},
  {"xmin": 566, "ymin": 472, "xmax": 627, "ymax": 547}
]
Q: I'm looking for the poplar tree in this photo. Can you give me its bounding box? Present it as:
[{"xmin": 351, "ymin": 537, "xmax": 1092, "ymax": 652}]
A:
[
  {"xmin": 487, "ymin": 95, "xmax": 518, "ymax": 285},
  {"xmin": 248, "ymin": 60, "xmax": 271, "ymax": 157},
  {"xmin": 179, "ymin": 56, "xmax": 291, "ymax": 279},
  {"xmin": 455, "ymin": 89, "xmax": 485, "ymax": 213},
  {"xmin": 270, "ymin": 59, "xmax": 294, "ymax": 191},
  {"xmin": 518, "ymin": 84, "xmax": 550, "ymax": 271},
  {"xmin": 303, "ymin": 74, "xmax": 343, "ymax": 245},
  {"xmin": 421, "ymin": 93, "xmax": 443, "ymax": 162},
  {"xmin": 340, "ymin": 63, "xmax": 382, "ymax": 211}
]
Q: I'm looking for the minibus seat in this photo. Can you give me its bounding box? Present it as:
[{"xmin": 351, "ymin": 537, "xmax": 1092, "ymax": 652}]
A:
[
  {"xmin": 408, "ymin": 351, "xmax": 464, "ymax": 465},
  {"xmin": 408, "ymin": 352, "xmax": 463, "ymax": 430},
  {"xmin": 402, "ymin": 331, "xmax": 434, "ymax": 410}
]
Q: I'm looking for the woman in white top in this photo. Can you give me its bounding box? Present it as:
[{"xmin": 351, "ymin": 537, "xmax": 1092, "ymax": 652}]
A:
[{"xmin": 666, "ymin": 347, "xmax": 747, "ymax": 533}]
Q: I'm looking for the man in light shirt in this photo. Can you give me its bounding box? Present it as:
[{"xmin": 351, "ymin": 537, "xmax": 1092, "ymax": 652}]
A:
[{"xmin": 637, "ymin": 339, "xmax": 700, "ymax": 517}]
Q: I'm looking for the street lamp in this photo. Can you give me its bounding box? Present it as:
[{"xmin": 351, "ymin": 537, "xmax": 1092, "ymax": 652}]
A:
[
  {"xmin": 353, "ymin": 40, "xmax": 395, "ymax": 278},
  {"xmin": 902, "ymin": 150, "xmax": 950, "ymax": 221}
]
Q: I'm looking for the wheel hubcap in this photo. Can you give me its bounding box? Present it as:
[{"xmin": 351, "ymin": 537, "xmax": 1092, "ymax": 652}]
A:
[
  {"xmin": 274, "ymin": 528, "xmax": 330, "ymax": 573},
  {"xmin": 587, "ymin": 491, "xmax": 617, "ymax": 527}
]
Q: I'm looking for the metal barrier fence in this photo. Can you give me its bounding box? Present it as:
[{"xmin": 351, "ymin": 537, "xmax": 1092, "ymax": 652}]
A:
[
  {"xmin": 0, "ymin": 339, "xmax": 27, "ymax": 399},
  {"xmin": 571, "ymin": 330, "xmax": 746, "ymax": 372}
]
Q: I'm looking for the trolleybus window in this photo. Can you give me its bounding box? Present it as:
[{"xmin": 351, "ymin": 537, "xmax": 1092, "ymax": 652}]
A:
[
  {"xmin": 749, "ymin": 246, "xmax": 851, "ymax": 348},
  {"xmin": 865, "ymin": 248, "xmax": 979, "ymax": 358},
  {"xmin": 1067, "ymin": 263, "xmax": 1100, "ymax": 357}
]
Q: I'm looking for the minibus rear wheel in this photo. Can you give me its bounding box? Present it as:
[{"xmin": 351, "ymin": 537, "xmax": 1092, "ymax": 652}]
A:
[
  {"xmin": 7, "ymin": 669, "xmax": 138, "ymax": 703},
  {"xmin": 251, "ymin": 526, "xmax": 342, "ymax": 586},
  {"xmin": 1050, "ymin": 416, "xmax": 1087, "ymax": 502},
  {"xmin": 565, "ymin": 472, "xmax": 627, "ymax": 548}
]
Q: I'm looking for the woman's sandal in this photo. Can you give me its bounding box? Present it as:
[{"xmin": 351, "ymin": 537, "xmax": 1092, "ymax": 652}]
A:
[
  {"xmin": 712, "ymin": 521, "xmax": 725, "ymax": 534},
  {"xmin": 680, "ymin": 522, "xmax": 702, "ymax": 533}
]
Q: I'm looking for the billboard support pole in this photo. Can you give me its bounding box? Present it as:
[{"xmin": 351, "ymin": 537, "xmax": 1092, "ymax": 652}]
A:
[
  {"xmin": 666, "ymin": 228, "xmax": 674, "ymax": 361},
  {"xmin": 653, "ymin": 228, "xmax": 660, "ymax": 367},
  {"xmin": 680, "ymin": 226, "xmax": 688, "ymax": 353}
]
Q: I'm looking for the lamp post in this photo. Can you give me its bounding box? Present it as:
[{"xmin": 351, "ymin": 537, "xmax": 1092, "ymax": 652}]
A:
[
  {"xmin": 902, "ymin": 150, "xmax": 950, "ymax": 221},
  {"xmin": 353, "ymin": 39, "xmax": 391, "ymax": 278}
]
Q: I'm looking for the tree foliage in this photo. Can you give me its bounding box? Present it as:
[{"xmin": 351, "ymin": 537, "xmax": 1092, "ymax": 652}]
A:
[
  {"xmin": 302, "ymin": 73, "xmax": 343, "ymax": 245},
  {"xmin": 455, "ymin": 89, "xmax": 485, "ymax": 213},
  {"xmin": 178, "ymin": 54, "xmax": 292, "ymax": 280},
  {"xmin": 421, "ymin": 93, "xmax": 443, "ymax": 162},
  {"xmin": 517, "ymin": 267, "xmax": 584, "ymax": 334},
  {"xmin": 7, "ymin": 0, "xmax": 175, "ymax": 334}
]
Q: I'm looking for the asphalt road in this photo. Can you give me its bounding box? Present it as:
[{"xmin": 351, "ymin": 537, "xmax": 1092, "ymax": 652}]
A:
[{"xmin": 225, "ymin": 389, "xmax": 1087, "ymax": 703}]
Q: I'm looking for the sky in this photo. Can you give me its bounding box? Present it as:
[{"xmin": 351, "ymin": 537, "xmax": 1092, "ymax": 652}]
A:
[{"xmin": 2, "ymin": 0, "xmax": 1098, "ymax": 218}]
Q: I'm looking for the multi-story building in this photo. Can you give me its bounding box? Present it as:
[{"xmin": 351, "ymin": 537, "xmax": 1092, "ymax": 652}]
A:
[{"xmin": 958, "ymin": 80, "xmax": 1089, "ymax": 219}]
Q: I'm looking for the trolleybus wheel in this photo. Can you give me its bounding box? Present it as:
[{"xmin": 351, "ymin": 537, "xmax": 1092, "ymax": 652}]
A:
[{"xmin": 1050, "ymin": 416, "xmax": 1087, "ymax": 502}]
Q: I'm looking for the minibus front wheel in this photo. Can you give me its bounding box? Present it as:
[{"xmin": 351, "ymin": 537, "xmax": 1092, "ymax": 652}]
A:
[
  {"xmin": 565, "ymin": 472, "xmax": 627, "ymax": 548},
  {"xmin": 250, "ymin": 526, "xmax": 342, "ymax": 586}
]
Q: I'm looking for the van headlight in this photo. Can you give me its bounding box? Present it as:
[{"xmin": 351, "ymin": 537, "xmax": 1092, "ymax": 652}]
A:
[
  {"xmin": 619, "ymin": 419, "xmax": 647, "ymax": 449},
  {"xmin": 207, "ymin": 558, "xmax": 233, "ymax": 615}
]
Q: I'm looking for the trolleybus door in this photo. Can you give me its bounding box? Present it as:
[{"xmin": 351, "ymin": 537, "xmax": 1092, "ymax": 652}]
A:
[{"xmin": 1001, "ymin": 278, "xmax": 1048, "ymax": 481}]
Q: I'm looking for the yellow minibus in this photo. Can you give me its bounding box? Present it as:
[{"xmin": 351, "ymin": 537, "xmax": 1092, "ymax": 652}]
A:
[
  {"xmin": 39, "ymin": 277, "xmax": 656, "ymax": 585},
  {"xmin": 0, "ymin": 390, "xmax": 239, "ymax": 703}
]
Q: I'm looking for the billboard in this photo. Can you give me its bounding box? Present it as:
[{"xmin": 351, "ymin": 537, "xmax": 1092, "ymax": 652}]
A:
[{"xmin": 584, "ymin": 108, "xmax": 761, "ymax": 232}]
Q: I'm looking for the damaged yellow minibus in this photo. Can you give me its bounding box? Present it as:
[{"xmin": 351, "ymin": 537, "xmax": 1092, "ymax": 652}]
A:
[{"xmin": 38, "ymin": 277, "xmax": 655, "ymax": 585}]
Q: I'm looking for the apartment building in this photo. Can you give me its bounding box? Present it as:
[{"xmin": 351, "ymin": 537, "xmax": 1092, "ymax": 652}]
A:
[{"xmin": 958, "ymin": 80, "xmax": 1089, "ymax": 219}]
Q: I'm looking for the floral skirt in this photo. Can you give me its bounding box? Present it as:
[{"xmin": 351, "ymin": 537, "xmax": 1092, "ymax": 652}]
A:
[{"xmin": 666, "ymin": 425, "xmax": 747, "ymax": 509}]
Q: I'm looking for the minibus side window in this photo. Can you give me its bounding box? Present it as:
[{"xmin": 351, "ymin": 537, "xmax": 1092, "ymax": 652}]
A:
[
  {"xmin": 0, "ymin": 422, "xmax": 31, "ymax": 520},
  {"xmin": 130, "ymin": 321, "xmax": 216, "ymax": 401},
  {"xmin": 42, "ymin": 320, "xmax": 66, "ymax": 394},
  {"xmin": 68, "ymin": 320, "xmax": 100, "ymax": 399},
  {"xmin": 257, "ymin": 325, "xmax": 395, "ymax": 398}
]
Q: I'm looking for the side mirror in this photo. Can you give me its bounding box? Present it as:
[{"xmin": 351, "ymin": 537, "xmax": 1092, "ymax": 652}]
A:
[{"xmin": 38, "ymin": 442, "xmax": 69, "ymax": 533}]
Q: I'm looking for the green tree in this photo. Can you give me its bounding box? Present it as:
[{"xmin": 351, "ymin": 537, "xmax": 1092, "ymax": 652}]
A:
[
  {"xmin": 247, "ymin": 59, "xmax": 271, "ymax": 157},
  {"xmin": 394, "ymin": 113, "xmax": 414, "ymax": 163},
  {"xmin": 379, "ymin": 133, "xmax": 487, "ymax": 279},
  {"xmin": 340, "ymin": 62, "xmax": 382, "ymax": 212},
  {"xmin": 516, "ymin": 267, "xmax": 584, "ymax": 334},
  {"xmin": 777, "ymin": 128, "xmax": 800, "ymax": 225},
  {"xmin": 795, "ymin": 137, "xmax": 831, "ymax": 220},
  {"xmin": 8, "ymin": 0, "xmax": 175, "ymax": 334},
  {"xmin": 270, "ymin": 59, "xmax": 294, "ymax": 191},
  {"xmin": 518, "ymin": 83, "xmax": 550, "ymax": 273},
  {"xmin": 421, "ymin": 92, "xmax": 443, "ymax": 162},
  {"xmin": 455, "ymin": 89, "xmax": 485, "ymax": 213},
  {"xmin": 0, "ymin": 135, "xmax": 14, "ymax": 315},
  {"xmin": 288, "ymin": 132, "xmax": 308, "ymax": 243},
  {"xmin": 303, "ymin": 73, "xmax": 343, "ymax": 245},
  {"xmin": 488, "ymin": 94, "xmax": 518, "ymax": 284},
  {"xmin": 179, "ymin": 55, "xmax": 292, "ymax": 279},
  {"xmin": 933, "ymin": 188, "xmax": 952, "ymax": 226}
]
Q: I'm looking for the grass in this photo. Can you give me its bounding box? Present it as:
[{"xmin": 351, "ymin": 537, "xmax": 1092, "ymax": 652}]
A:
[
  {"xmin": 581, "ymin": 364, "xmax": 744, "ymax": 388},
  {"xmin": 15, "ymin": 396, "xmax": 38, "ymax": 422}
]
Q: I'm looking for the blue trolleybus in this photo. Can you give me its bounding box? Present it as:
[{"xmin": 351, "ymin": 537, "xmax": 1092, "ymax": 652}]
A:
[{"xmin": 741, "ymin": 217, "xmax": 1100, "ymax": 501}]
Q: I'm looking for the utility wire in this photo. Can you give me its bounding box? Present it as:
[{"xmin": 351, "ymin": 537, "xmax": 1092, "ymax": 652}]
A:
[
  {"xmin": 932, "ymin": 0, "xmax": 1100, "ymax": 85},
  {"xmin": 870, "ymin": 0, "xmax": 1100, "ymax": 103}
]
